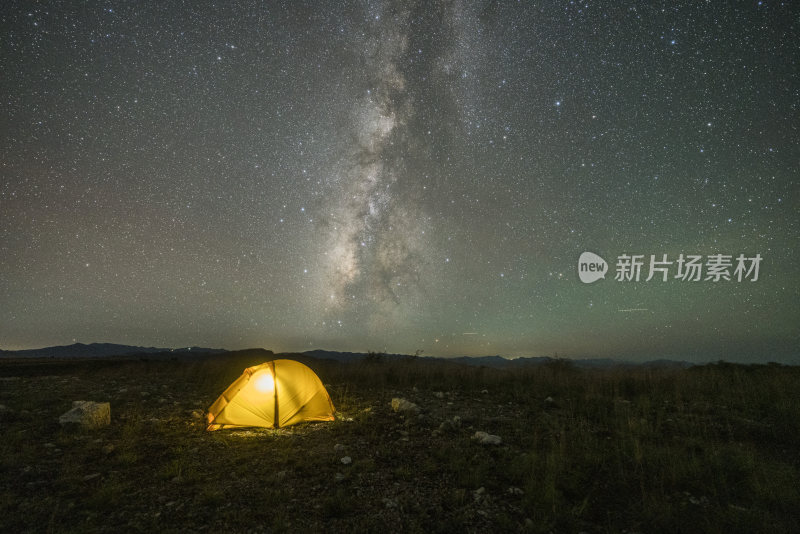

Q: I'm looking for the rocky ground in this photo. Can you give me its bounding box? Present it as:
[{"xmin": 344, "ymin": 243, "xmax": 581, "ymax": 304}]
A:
[{"xmin": 1, "ymin": 354, "xmax": 798, "ymax": 533}]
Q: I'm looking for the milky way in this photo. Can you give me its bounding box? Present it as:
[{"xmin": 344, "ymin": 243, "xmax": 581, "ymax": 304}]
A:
[
  {"xmin": 322, "ymin": 3, "xmax": 420, "ymax": 316},
  {"xmin": 1, "ymin": 1, "xmax": 797, "ymax": 362}
]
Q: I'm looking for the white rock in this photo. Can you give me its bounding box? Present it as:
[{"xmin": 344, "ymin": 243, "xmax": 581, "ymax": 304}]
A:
[
  {"xmin": 473, "ymin": 431, "xmax": 502, "ymax": 445},
  {"xmin": 391, "ymin": 398, "xmax": 420, "ymax": 414},
  {"xmin": 340, "ymin": 456, "xmax": 352, "ymax": 465},
  {"xmin": 58, "ymin": 401, "xmax": 110, "ymax": 429}
]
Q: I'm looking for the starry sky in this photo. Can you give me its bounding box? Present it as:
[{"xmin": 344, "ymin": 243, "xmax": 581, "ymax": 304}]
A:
[{"xmin": 2, "ymin": 1, "xmax": 798, "ymax": 363}]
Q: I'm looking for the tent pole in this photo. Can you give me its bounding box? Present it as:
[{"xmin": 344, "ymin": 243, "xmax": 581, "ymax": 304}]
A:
[{"xmin": 271, "ymin": 361, "xmax": 279, "ymax": 428}]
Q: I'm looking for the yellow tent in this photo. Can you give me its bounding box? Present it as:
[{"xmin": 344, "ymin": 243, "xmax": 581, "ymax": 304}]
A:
[{"xmin": 206, "ymin": 359, "xmax": 335, "ymax": 430}]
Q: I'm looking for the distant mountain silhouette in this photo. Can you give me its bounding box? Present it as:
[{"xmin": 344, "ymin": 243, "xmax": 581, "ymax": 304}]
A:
[
  {"xmin": 0, "ymin": 342, "xmax": 226, "ymax": 359},
  {"xmin": 301, "ymin": 350, "xmax": 693, "ymax": 369},
  {"xmin": 0, "ymin": 343, "xmax": 693, "ymax": 368}
]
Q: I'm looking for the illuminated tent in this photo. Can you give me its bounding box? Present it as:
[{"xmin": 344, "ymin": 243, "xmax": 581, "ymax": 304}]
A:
[{"xmin": 206, "ymin": 359, "xmax": 335, "ymax": 430}]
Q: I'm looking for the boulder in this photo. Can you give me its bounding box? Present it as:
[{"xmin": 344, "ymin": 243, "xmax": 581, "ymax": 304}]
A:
[{"xmin": 58, "ymin": 401, "xmax": 110, "ymax": 429}]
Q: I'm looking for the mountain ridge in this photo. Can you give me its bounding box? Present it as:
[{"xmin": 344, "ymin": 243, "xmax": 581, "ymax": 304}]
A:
[
  {"xmin": 0, "ymin": 342, "xmax": 226, "ymax": 359},
  {"xmin": 0, "ymin": 343, "xmax": 694, "ymax": 368}
]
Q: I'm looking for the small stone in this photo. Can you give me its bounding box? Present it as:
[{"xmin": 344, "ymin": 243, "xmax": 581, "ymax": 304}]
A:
[
  {"xmin": 434, "ymin": 391, "xmax": 444, "ymax": 399},
  {"xmin": 44, "ymin": 443, "xmax": 56, "ymax": 449},
  {"xmin": 391, "ymin": 398, "xmax": 420, "ymax": 414},
  {"xmin": 334, "ymin": 472, "xmax": 345, "ymax": 482},
  {"xmin": 544, "ymin": 396, "xmax": 554, "ymax": 403},
  {"xmin": 82, "ymin": 473, "xmax": 101, "ymax": 482},
  {"xmin": 102, "ymin": 444, "xmax": 115, "ymax": 455},
  {"xmin": 190, "ymin": 410, "xmax": 203, "ymax": 419},
  {"xmin": 481, "ymin": 389, "xmax": 489, "ymax": 394},
  {"xmin": 438, "ymin": 416, "xmax": 462, "ymax": 433},
  {"xmin": 171, "ymin": 476, "xmax": 184, "ymax": 484},
  {"xmin": 140, "ymin": 391, "xmax": 150, "ymax": 397},
  {"xmin": 334, "ymin": 443, "xmax": 346, "ymax": 452},
  {"xmin": 508, "ymin": 486, "xmax": 524, "ymax": 495},
  {"xmin": 473, "ymin": 431, "xmax": 502, "ymax": 445},
  {"xmin": 340, "ymin": 456, "xmax": 352, "ymax": 465}
]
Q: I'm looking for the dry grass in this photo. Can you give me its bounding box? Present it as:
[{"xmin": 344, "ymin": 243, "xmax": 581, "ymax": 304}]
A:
[{"xmin": 0, "ymin": 352, "xmax": 798, "ymax": 533}]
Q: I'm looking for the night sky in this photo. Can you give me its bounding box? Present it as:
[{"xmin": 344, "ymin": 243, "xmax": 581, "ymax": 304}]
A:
[{"xmin": 2, "ymin": 1, "xmax": 798, "ymax": 363}]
